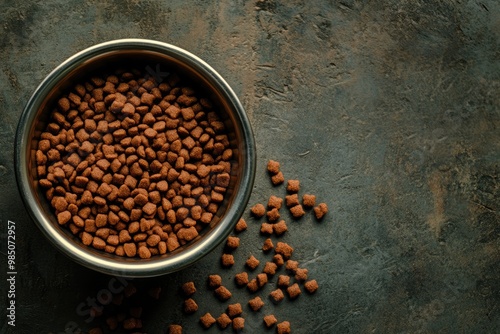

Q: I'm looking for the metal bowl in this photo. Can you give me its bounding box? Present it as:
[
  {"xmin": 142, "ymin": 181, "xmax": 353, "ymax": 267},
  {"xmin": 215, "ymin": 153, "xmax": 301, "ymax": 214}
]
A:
[{"xmin": 15, "ymin": 39, "xmax": 255, "ymax": 277}]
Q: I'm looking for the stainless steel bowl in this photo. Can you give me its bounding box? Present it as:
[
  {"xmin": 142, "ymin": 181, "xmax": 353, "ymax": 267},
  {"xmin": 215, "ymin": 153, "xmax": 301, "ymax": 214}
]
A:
[{"xmin": 15, "ymin": 39, "xmax": 255, "ymax": 277}]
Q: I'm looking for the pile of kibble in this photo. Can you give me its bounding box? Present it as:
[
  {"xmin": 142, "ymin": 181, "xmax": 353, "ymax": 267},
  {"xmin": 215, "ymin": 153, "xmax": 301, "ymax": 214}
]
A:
[
  {"xmin": 81, "ymin": 159, "xmax": 328, "ymax": 333},
  {"xmin": 35, "ymin": 68, "xmax": 234, "ymax": 259}
]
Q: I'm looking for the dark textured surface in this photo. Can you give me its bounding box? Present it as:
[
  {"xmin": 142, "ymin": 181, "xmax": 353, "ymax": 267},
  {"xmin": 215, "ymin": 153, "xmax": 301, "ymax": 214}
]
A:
[{"xmin": 1, "ymin": 1, "xmax": 499, "ymax": 333}]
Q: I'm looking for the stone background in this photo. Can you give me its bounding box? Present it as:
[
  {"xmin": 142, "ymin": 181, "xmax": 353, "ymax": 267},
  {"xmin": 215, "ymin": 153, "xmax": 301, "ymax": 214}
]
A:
[{"xmin": 0, "ymin": 0, "xmax": 499, "ymax": 333}]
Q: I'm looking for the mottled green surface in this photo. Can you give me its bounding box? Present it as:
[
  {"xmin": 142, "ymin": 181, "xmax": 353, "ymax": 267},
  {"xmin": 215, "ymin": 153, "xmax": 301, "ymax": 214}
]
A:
[{"xmin": 1, "ymin": 1, "xmax": 499, "ymax": 333}]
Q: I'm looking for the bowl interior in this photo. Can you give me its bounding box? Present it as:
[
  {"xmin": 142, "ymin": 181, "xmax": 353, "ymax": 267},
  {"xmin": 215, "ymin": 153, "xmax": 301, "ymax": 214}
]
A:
[{"xmin": 19, "ymin": 41, "xmax": 254, "ymax": 277}]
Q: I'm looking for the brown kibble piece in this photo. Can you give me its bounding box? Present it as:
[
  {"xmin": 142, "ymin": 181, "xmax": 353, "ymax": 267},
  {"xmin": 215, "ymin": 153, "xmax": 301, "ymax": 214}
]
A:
[
  {"xmin": 286, "ymin": 179, "xmax": 300, "ymax": 193},
  {"xmin": 287, "ymin": 283, "xmax": 301, "ymax": 299},
  {"xmin": 262, "ymin": 238, "xmax": 274, "ymax": 252},
  {"xmin": 267, "ymin": 160, "xmax": 280, "ymax": 174},
  {"xmin": 232, "ymin": 317, "xmax": 245, "ymax": 331},
  {"xmin": 267, "ymin": 208, "xmax": 280, "ymax": 222},
  {"xmin": 267, "ymin": 195, "xmax": 283, "ymax": 209},
  {"xmin": 168, "ymin": 324, "xmax": 183, "ymax": 334},
  {"xmin": 248, "ymin": 296, "xmax": 264, "ymax": 311},
  {"xmin": 290, "ymin": 204, "xmax": 305, "ymax": 218},
  {"xmin": 273, "ymin": 220, "xmax": 288, "ymax": 235},
  {"xmin": 263, "ymin": 262, "xmax": 278, "ymax": 275},
  {"xmin": 226, "ymin": 236, "xmax": 240, "ymax": 249},
  {"xmin": 215, "ymin": 286, "xmax": 232, "ymax": 301},
  {"xmin": 263, "ymin": 314, "xmax": 278, "ymax": 328},
  {"xmin": 295, "ymin": 268, "xmax": 309, "ymax": 281},
  {"xmin": 57, "ymin": 211, "xmax": 72, "ymax": 225},
  {"xmin": 221, "ymin": 253, "xmax": 235, "ymax": 267},
  {"xmin": 277, "ymin": 321, "xmax": 291, "ymax": 334},
  {"xmin": 217, "ymin": 313, "xmax": 232, "ymax": 329},
  {"xmin": 286, "ymin": 260, "xmax": 299, "ymax": 272},
  {"xmin": 208, "ymin": 274, "xmax": 222, "ymax": 289},
  {"xmin": 273, "ymin": 254, "xmax": 285, "ymax": 267},
  {"xmin": 269, "ymin": 288, "xmax": 285, "ymax": 303},
  {"xmin": 227, "ymin": 303, "xmax": 243, "ymax": 318},
  {"xmin": 234, "ymin": 218, "xmax": 247, "ymax": 233},
  {"xmin": 138, "ymin": 245, "xmax": 152, "ymax": 259},
  {"xmin": 199, "ymin": 313, "xmax": 216, "ymax": 329},
  {"xmin": 302, "ymin": 194, "xmax": 316, "ymax": 208},
  {"xmin": 257, "ymin": 273, "xmax": 268, "ymax": 287},
  {"xmin": 314, "ymin": 202, "xmax": 328, "ymax": 220},
  {"xmin": 183, "ymin": 298, "xmax": 198, "ymax": 314},
  {"xmin": 275, "ymin": 242, "xmax": 294, "ymax": 259},
  {"xmin": 260, "ymin": 223, "xmax": 273, "ymax": 235},
  {"xmin": 234, "ymin": 272, "xmax": 249, "ymax": 287},
  {"xmin": 285, "ymin": 194, "xmax": 300, "ymax": 207},
  {"xmin": 250, "ymin": 203, "xmax": 266, "ymax": 218},
  {"xmin": 304, "ymin": 279, "xmax": 319, "ymax": 294},
  {"xmin": 181, "ymin": 281, "xmax": 196, "ymax": 296},
  {"xmin": 123, "ymin": 243, "xmax": 137, "ymax": 257},
  {"xmin": 278, "ymin": 275, "xmax": 291, "ymax": 287},
  {"xmin": 245, "ymin": 255, "xmax": 260, "ymax": 270},
  {"xmin": 271, "ymin": 171, "xmax": 284, "ymax": 185},
  {"xmin": 247, "ymin": 279, "xmax": 259, "ymax": 293}
]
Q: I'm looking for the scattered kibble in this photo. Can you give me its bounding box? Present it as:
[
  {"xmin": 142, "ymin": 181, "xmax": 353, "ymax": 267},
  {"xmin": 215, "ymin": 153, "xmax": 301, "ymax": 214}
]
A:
[
  {"xmin": 267, "ymin": 208, "xmax": 280, "ymax": 222},
  {"xmin": 314, "ymin": 202, "xmax": 328, "ymax": 220},
  {"xmin": 234, "ymin": 218, "xmax": 248, "ymax": 233},
  {"xmin": 277, "ymin": 320, "xmax": 291, "ymax": 334},
  {"xmin": 168, "ymin": 324, "xmax": 183, "ymax": 334},
  {"xmin": 199, "ymin": 312, "xmax": 216, "ymax": 329},
  {"xmin": 285, "ymin": 260, "xmax": 299, "ymax": 272},
  {"xmin": 208, "ymin": 274, "xmax": 222, "ymax": 289},
  {"xmin": 260, "ymin": 222, "xmax": 274, "ymax": 235},
  {"xmin": 262, "ymin": 238, "xmax": 274, "ymax": 252},
  {"xmin": 246, "ymin": 255, "xmax": 260, "ymax": 270},
  {"xmin": 271, "ymin": 171, "xmax": 285, "ymax": 185},
  {"xmin": 251, "ymin": 203, "xmax": 266, "ymax": 218},
  {"xmin": 263, "ymin": 314, "xmax": 278, "ymax": 328},
  {"xmin": 248, "ymin": 296, "xmax": 265, "ymax": 311},
  {"xmin": 217, "ymin": 313, "xmax": 232, "ymax": 329},
  {"xmin": 181, "ymin": 282, "xmax": 196, "ymax": 296},
  {"xmin": 247, "ymin": 279, "xmax": 259, "ymax": 293},
  {"xmin": 290, "ymin": 204, "xmax": 305, "ymax": 218},
  {"xmin": 267, "ymin": 195, "xmax": 283, "ymax": 209},
  {"xmin": 287, "ymin": 283, "xmax": 301, "ymax": 299},
  {"xmin": 275, "ymin": 242, "xmax": 294, "ymax": 259},
  {"xmin": 226, "ymin": 236, "xmax": 240, "ymax": 249},
  {"xmin": 263, "ymin": 262, "xmax": 278, "ymax": 275},
  {"xmin": 277, "ymin": 275, "xmax": 291, "ymax": 288},
  {"xmin": 221, "ymin": 253, "xmax": 235, "ymax": 267},
  {"xmin": 233, "ymin": 317, "xmax": 245, "ymax": 331},
  {"xmin": 295, "ymin": 268, "xmax": 309, "ymax": 281},
  {"xmin": 304, "ymin": 279, "xmax": 319, "ymax": 294},
  {"xmin": 257, "ymin": 273, "xmax": 268, "ymax": 287},
  {"xmin": 269, "ymin": 288, "xmax": 285, "ymax": 303},
  {"xmin": 273, "ymin": 220, "xmax": 288, "ymax": 235},
  {"xmin": 235, "ymin": 272, "xmax": 249, "ymax": 287},
  {"xmin": 267, "ymin": 160, "xmax": 280, "ymax": 174},
  {"xmin": 286, "ymin": 180, "xmax": 300, "ymax": 193},
  {"xmin": 302, "ymin": 194, "xmax": 316, "ymax": 208},
  {"xmin": 183, "ymin": 298, "xmax": 198, "ymax": 314},
  {"xmin": 273, "ymin": 254, "xmax": 285, "ymax": 266},
  {"xmin": 215, "ymin": 286, "xmax": 232, "ymax": 301},
  {"xmin": 227, "ymin": 303, "xmax": 243, "ymax": 318}
]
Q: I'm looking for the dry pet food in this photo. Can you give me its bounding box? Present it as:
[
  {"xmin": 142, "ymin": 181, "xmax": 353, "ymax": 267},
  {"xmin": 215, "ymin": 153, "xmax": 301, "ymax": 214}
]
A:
[
  {"xmin": 217, "ymin": 313, "xmax": 232, "ymax": 329},
  {"xmin": 221, "ymin": 253, "xmax": 235, "ymax": 267},
  {"xmin": 263, "ymin": 314, "xmax": 278, "ymax": 328},
  {"xmin": 260, "ymin": 222, "xmax": 274, "ymax": 235},
  {"xmin": 208, "ymin": 274, "xmax": 222, "ymax": 289},
  {"xmin": 250, "ymin": 203, "xmax": 266, "ymax": 218},
  {"xmin": 262, "ymin": 238, "xmax": 274, "ymax": 252},
  {"xmin": 269, "ymin": 288, "xmax": 285, "ymax": 303},
  {"xmin": 285, "ymin": 194, "xmax": 300, "ymax": 208},
  {"xmin": 267, "ymin": 195, "xmax": 283, "ymax": 209},
  {"xmin": 304, "ymin": 279, "xmax": 319, "ymax": 294},
  {"xmin": 245, "ymin": 255, "xmax": 260, "ymax": 270},
  {"xmin": 248, "ymin": 296, "xmax": 264, "ymax": 311},
  {"xmin": 271, "ymin": 171, "xmax": 285, "ymax": 185},
  {"xmin": 277, "ymin": 321, "xmax": 291, "ymax": 334},
  {"xmin": 214, "ymin": 286, "xmax": 232, "ymax": 301},
  {"xmin": 314, "ymin": 202, "xmax": 328, "ymax": 220},
  {"xmin": 302, "ymin": 194, "xmax": 316, "ymax": 208},
  {"xmin": 263, "ymin": 261, "xmax": 278, "ymax": 275},
  {"xmin": 285, "ymin": 260, "xmax": 299, "ymax": 272},
  {"xmin": 234, "ymin": 272, "xmax": 249, "ymax": 286},
  {"xmin": 257, "ymin": 273, "xmax": 268, "ymax": 287},
  {"xmin": 287, "ymin": 283, "xmax": 301, "ymax": 299},
  {"xmin": 247, "ymin": 278, "xmax": 259, "ymax": 293},
  {"xmin": 199, "ymin": 312, "xmax": 216, "ymax": 328},
  {"xmin": 234, "ymin": 218, "xmax": 247, "ymax": 233},
  {"xmin": 273, "ymin": 220, "xmax": 287, "ymax": 235},
  {"xmin": 267, "ymin": 160, "xmax": 280, "ymax": 174},
  {"xmin": 183, "ymin": 298, "xmax": 198, "ymax": 314},
  {"xmin": 226, "ymin": 236, "xmax": 240, "ymax": 249},
  {"xmin": 286, "ymin": 180, "xmax": 300, "ymax": 193},
  {"xmin": 168, "ymin": 324, "xmax": 183, "ymax": 334},
  {"xmin": 277, "ymin": 275, "xmax": 290, "ymax": 288},
  {"xmin": 266, "ymin": 207, "xmax": 280, "ymax": 221},
  {"xmin": 181, "ymin": 281, "xmax": 196, "ymax": 296},
  {"xmin": 36, "ymin": 68, "xmax": 236, "ymax": 258},
  {"xmin": 273, "ymin": 254, "xmax": 285, "ymax": 266},
  {"xmin": 290, "ymin": 204, "xmax": 305, "ymax": 218},
  {"xmin": 227, "ymin": 303, "xmax": 243, "ymax": 318},
  {"xmin": 233, "ymin": 317, "xmax": 245, "ymax": 331},
  {"xmin": 295, "ymin": 268, "xmax": 308, "ymax": 281},
  {"xmin": 275, "ymin": 242, "xmax": 294, "ymax": 259}
]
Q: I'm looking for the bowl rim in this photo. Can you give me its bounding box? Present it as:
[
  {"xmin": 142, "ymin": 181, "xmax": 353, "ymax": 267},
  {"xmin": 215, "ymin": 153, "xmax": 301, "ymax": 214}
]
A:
[{"xmin": 15, "ymin": 39, "xmax": 256, "ymax": 277}]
